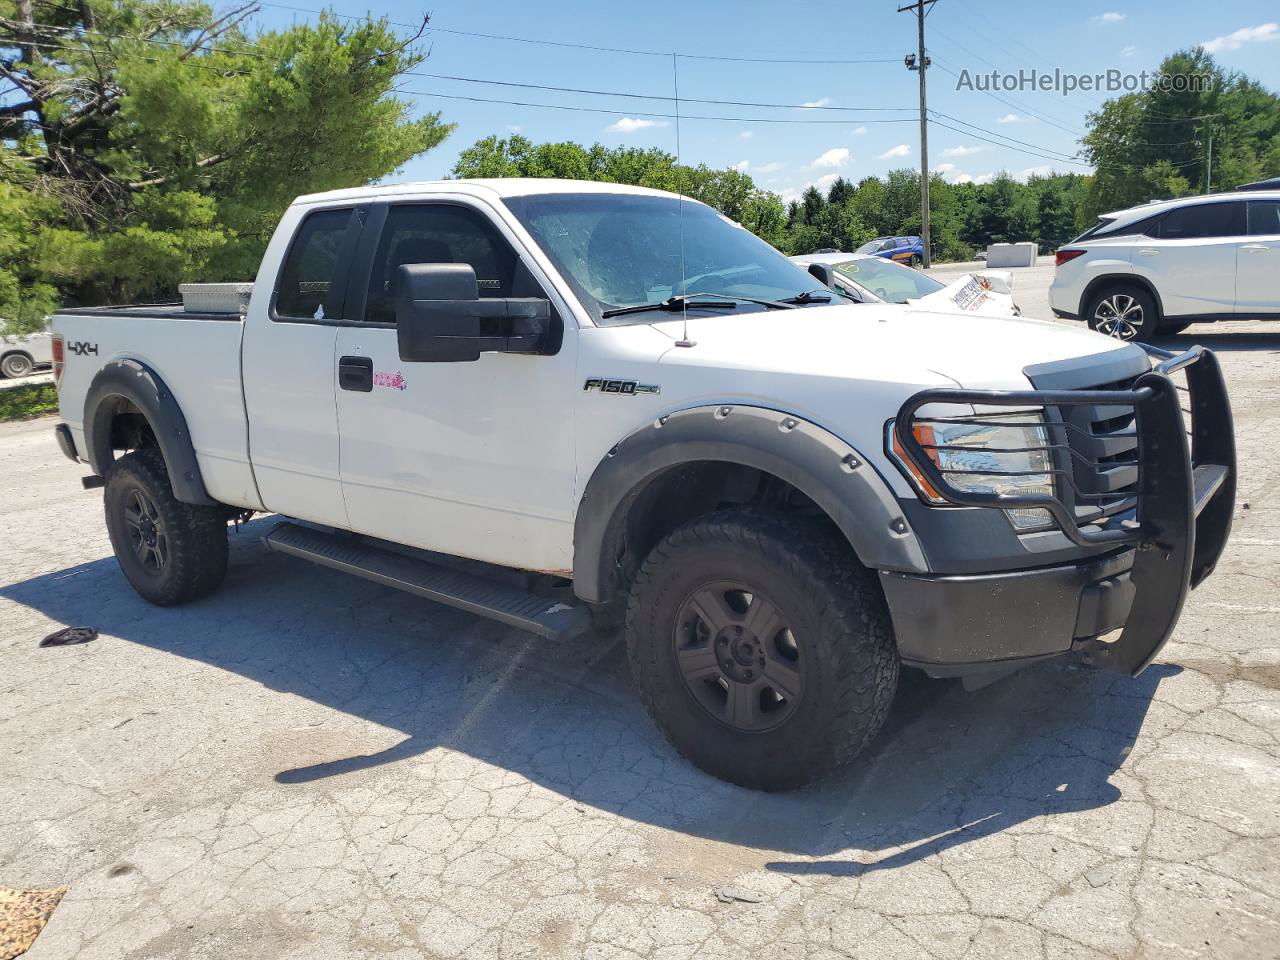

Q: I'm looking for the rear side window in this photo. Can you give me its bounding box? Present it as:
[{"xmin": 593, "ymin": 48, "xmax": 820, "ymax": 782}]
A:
[
  {"xmin": 275, "ymin": 208, "xmax": 353, "ymax": 320},
  {"xmin": 1156, "ymin": 202, "xmax": 1246, "ymax": 240},
  {"xmin": 1247, "ymin": 199, "xmax": 1280, "ymax": 236},
  {"xmin": 364, "ymin": 204, "xmax": 519, "ymax": 324}
]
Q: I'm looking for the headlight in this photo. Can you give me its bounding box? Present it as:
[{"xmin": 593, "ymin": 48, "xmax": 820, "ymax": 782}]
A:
[{"xmin": 890, "ymin": 409, "xmax": 1056, "ymax": 532}]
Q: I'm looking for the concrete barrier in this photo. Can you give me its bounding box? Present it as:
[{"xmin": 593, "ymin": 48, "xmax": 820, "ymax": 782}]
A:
[{"xmin": 985, "ymin": 243, "xmax": 1038, "ymax": 267}]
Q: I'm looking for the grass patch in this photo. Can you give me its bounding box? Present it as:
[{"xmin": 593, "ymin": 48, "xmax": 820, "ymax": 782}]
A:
[{"xmin": 0, "ymin": 382, "xmax": 58, "ymax": 422}]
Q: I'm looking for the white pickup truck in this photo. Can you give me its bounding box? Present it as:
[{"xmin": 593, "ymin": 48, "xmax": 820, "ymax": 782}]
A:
[{"xmin": 51, "ymin": 179, "xmax": 1236, "ymax": 790}]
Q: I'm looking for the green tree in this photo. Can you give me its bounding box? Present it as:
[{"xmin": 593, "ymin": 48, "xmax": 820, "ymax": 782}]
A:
[
  {"xmin": 1080, "ymin": 48, "xmax": 1280, "ymax": 218},
  {"xmin": 1, "ymin": 0, "xmax": 451, "ymax": 316}
]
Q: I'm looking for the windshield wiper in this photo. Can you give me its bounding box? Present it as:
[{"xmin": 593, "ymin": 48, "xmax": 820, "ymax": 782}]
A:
[
  {"xmin": 777, "ymin": 288, "xmax": 834, "ymax": 305},
  {"xmin": 601, "ymin": 294, "xmax": 738, "ymax": 319}
]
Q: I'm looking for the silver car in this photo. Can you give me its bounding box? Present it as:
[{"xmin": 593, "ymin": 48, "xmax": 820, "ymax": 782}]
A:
[{"xmin": 1, "ymin": 320, "xmax": 54, "ymax": 379}]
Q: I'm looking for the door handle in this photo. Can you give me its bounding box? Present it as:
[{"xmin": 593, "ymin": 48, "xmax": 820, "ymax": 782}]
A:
[
  {"xmin": 1137, "ymin": 248, "xmax": 1159, "ymax": 256},
  {"xmin": 338, "ymin": 355, "xmax": 373, "ymax": 392},
  {"xmin": 1241, "ymin": 244, "xmax": 1269, "ymax": 253}
]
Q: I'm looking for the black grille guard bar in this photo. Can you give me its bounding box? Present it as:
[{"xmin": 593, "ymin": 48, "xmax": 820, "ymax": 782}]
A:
[{"xmin": 894, "ymin": 345, "xmax": 1236, "ymax": 676}]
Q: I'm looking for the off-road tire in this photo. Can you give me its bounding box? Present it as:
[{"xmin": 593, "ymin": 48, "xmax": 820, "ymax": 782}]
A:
[
  {"xmin": 625, "ymin": 509, "xmax": 899, "ymax": 790},
  {"xmin": 1085, "ymin": 284, "xmax": 1160, "ymax": 342},
  {"xmin": 1, "ymin": 352, "xmax": 33, "ymax": 378},
  {"xmin": 104, "ymin": 448, "xmax": 228, "ymax": 606}
]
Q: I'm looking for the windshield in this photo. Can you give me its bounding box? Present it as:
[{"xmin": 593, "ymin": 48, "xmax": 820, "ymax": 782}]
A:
[
  {"xmin": 833, "ymin": 258, "xmax": 945, "ymax": 303},
  {"xmin": 854, "ymin": 238, "xmax": 890, "ymax": 254},
  {"xmin": 503, "ymin": 192, "xmax": 825, "ymax": 324}
]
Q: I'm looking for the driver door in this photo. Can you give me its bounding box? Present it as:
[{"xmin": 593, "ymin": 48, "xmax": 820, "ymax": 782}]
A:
[{"xmin": 333, "ymin": 198, "xmax": 579, "ymax": 573}]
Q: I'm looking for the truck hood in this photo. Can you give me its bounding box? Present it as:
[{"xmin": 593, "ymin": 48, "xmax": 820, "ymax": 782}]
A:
[{"xmin": 651, "ymin": 302, "xmax": 1134, "ymax": 390}]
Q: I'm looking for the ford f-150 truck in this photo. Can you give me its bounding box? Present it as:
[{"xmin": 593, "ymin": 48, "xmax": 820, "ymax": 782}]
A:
[{"xmin": 50, "ymin": 179, "xmax": 1236, "ymax": 790}]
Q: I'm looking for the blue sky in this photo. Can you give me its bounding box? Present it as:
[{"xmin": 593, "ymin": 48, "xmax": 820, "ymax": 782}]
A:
[{"xmin": 254, "ymin": 1, "xmax": 1280, "ymax": 202}]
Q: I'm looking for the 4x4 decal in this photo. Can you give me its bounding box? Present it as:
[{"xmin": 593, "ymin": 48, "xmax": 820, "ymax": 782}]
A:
[
  {"xmin": 583, "ymin": 378, "xmax": 660, "ymax": 396},
  {"xmin": 68, "ymin": 340, "xmax": 99, "ymax": 356}
]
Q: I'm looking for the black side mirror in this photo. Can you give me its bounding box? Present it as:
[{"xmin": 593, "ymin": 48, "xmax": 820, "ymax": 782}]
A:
[
  {"xmin": 396, "ymin": 263, "xmax": 550, "ymax": 363},
  {"xmin": 806, "ymin": 262, "xmax": 835, "ymax": 289}
]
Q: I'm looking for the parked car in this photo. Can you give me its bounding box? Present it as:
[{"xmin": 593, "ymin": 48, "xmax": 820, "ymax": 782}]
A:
[
  {"xmin": 791, "ymin": 251, "xmax": 1021, "ymax": 318},
  {"xmin": 50, "ymin": 179, "xmax": 1235, "ymax": 790},
  {"xmin": 854, "ymin": 235, "xmax": 926, "ymax": 267},
  {"xmin": 1, "ymin": 319, "xmax": 54, "ymax": 378},
  {"xmin": 1050, "ymin": 188, "xmax": 1280, "ymax": 340}
]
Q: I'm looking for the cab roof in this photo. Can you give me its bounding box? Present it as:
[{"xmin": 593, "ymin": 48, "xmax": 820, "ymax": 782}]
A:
[{"xmin": 294, "ymin": 178, "xmax": 688, "ymax": 206}]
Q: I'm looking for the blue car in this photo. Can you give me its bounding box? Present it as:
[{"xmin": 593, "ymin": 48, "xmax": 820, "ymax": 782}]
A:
[{"xmin": 854, "ymin": 235, "xmax": 925, "ymax": 267}]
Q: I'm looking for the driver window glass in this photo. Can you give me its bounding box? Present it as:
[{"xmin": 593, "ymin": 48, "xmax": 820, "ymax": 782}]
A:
[{"xmin": 365, "ymin": 204, "xmax": 519, "ymax": 324}]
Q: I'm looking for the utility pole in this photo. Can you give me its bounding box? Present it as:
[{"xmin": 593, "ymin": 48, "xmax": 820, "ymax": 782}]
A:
[{"xmin": 900, "ymin": 0, "xmax": 936, "ymax": 268}]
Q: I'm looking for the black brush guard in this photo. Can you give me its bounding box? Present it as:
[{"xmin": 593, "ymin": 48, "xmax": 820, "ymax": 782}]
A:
[{"xmin": 894, "ymin": 345, "xmax": 1235, "ymax": 675}]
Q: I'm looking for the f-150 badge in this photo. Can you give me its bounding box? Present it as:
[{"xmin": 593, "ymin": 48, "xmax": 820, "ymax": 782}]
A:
[{"xmin": 583, "ymin": 378, "xmax": 660, "ymax": 396}]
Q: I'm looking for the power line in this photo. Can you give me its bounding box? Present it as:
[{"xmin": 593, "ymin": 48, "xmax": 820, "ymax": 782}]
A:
[
  {"xmin": 405, "ymin": 72, "xmax": 916, "ymax": 113},
  {"xmin": 397, "ymin": 89, "xmax": 921, "ymax": 125},
  {"xmin": 255, "ymin": 1, "xmax": 899, "ymax": 64}
]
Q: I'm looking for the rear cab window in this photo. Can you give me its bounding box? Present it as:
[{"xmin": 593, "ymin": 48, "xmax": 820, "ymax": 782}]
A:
[
  {"xmin": 273, "ymin": 208, "xmax": 358, "ymax": 320},
  {"xmin": 1154, "ymin": 201, "xmax": 1246, "ymax": 240}
]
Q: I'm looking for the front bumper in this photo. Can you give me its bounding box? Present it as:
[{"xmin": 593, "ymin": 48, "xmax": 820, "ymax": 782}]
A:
[
  {"xmin": 882, "ymin": 549, "xmax": 1136, "ymax": 677},
  {"xmin": 889, "ymin": 344, "xmax": 1235, "ymax": 678}
]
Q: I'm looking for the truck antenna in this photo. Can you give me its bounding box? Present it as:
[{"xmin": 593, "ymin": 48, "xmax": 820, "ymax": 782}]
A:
[{"xmin": 672, "ymin": 52, "xmax": 695, "ymax": 348}]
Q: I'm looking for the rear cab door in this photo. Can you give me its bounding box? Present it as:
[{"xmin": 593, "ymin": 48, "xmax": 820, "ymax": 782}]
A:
[
  {"xmin": 242, "ymin": 201, "xmax": 367, "ymax": 527},
  {"xmin": 1236, "ymin": 198, "xmax": 1280, "ymax": 316},
  {"xmin": 1134, "ymin": 200, "xmax": 1244, "ymax": 318}
]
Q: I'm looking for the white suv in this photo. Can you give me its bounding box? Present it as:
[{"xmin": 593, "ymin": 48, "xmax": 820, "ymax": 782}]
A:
[{"xmin": 1049, "ymin": 190, "xmax": 1280, "ymax": 340}]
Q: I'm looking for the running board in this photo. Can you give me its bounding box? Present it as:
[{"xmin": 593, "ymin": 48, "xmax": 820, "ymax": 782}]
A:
[{"xmin": 262, "ymin": 522, "xmax": 589, "ymax": 640}]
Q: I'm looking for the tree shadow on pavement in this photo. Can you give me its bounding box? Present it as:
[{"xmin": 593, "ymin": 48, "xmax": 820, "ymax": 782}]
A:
[{"xmin": 2, "ymin": 519, "xmax": 1176, "ymax": 869}]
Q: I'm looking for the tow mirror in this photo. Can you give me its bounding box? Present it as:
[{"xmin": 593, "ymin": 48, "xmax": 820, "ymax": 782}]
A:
[{"xmin": 395, "ymin": 263, "xmax": 549, "ymax": 363}]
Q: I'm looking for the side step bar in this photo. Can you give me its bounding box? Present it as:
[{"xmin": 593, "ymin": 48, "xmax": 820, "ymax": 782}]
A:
[{"xmin": 262, "ymin": 522, "xmax": 589, "ymax": 640}]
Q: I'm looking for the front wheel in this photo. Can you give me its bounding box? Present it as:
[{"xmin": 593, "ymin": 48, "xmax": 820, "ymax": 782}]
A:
[
  {"xmin": 104, "ymin": 448, "xmax": 229, "ymax": 606},
  {"xmin": 625, "ymin": 510, "xmax": 899, "ymax": 790},
  {"xmin": 1, "ymin": 352, "xmax": 33, "ymax": 378},
  {"xmin": 908, "ymin": 254, "xmax": 923, "ymax": 268},
  {"xmin": 1086, "ymin": 285, "xmax": 1160, "ymax": 341}
]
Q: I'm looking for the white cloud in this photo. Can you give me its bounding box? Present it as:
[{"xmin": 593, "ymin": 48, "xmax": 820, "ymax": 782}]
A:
[
  {"xmin": 852, "ymin": 126, "xmax": 867, "ymax": 135},
  {"xmin": 996, "ymin": 113, "xmax": 1023, "ymax": 124},
  {"xmin": 1201, "ymin": 22, "xmax": 1279, "ymax": 54},
  {"xmin": 731, "ymin": 160, "xmax": 750, "ymax": 173},
  {"xmin": 1121, "ymin": 44, "xmax": 1138, "ymax": 56},
  {"xmin": 815, "ymin": 173, "xmax": 839, "ymax": 187},
  {"xmin": 975, "ymin": 174, "xmax": 995, "ymax": 184},
  {"xmin": 605, "ymin": 117, "xmax": 670, "ymax": 134},
  {"xmin": 739, "ymin": 130, "xmax": 754, "ymax": 140},
  {"xmin": 878, "ymin": 144, "xmax": 912, "ymax": 159},
  {"xmin": 933, "ymin": 162, "xmax": 957, "ymax": 174},
  {"xmin": 1020, "ymin": 165, "xmax": 1053, "ymax": 179},
  {"xmin": 810, "ymin": 147, "xmax": 851, "ymax": 169},
  {"xmin": 1094, "ymin": 11, "xmax": 1125, "ymax": 23},
  {"xmin": 799, "ymin": 97, "xmax": 832, "ymax": 109},
  {"xmin": 755, "ymin": 161, "xmax": 783, "ymax": 174},
  {"xmin": 942, "ymin": 144, "xmax": 984, "ymax": 157}
]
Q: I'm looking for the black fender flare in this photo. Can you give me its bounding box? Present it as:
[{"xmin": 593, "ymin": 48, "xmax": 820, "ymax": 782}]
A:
[
  {"xmin": 83, "ymin": 358, "xmax": 215, "ymax": 505},
  {"xmin": 572, "ymin": 404, "xmax": 929, "ymax": 603}
]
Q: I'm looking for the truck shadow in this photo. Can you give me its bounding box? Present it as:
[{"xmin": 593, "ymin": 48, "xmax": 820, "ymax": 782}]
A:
[
  {"xmin": 2, "ymin": 520, "xmax": 1175, "ymax": 867},
  {"xmin": 1155, "ymin": 329, "xmax": 1280, "ymax": 353}
]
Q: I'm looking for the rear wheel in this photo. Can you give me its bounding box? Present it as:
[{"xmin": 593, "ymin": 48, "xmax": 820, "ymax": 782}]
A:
[
  {"xmin": 1085, "ymin": 285, "xmax": 1160, "ymax": 342},
  {"xmin": 104, "ymin": 448, "xmax": 228, "ymax": 606},
  {"xmin": 1, "ymin": 352, "xmax": 33, "ymax": 378},
  {"xmin": 625, "ymin": 509, "xmax": 899, "ymax": 790},
  {"xmin": 908, "ymin": 254, "xmax": 923, "ymax": 268}
]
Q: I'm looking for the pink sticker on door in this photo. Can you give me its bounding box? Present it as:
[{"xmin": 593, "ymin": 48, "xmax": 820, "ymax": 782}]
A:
[{"xmin": 373, "ymin": 371, "xmax": 407, "ymax": 391}]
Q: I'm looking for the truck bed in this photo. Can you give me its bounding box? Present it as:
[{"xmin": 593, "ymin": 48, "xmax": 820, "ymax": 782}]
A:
[{"xmin": 55, "ymin": 303, "xmax": 243, "ymax": 323}]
